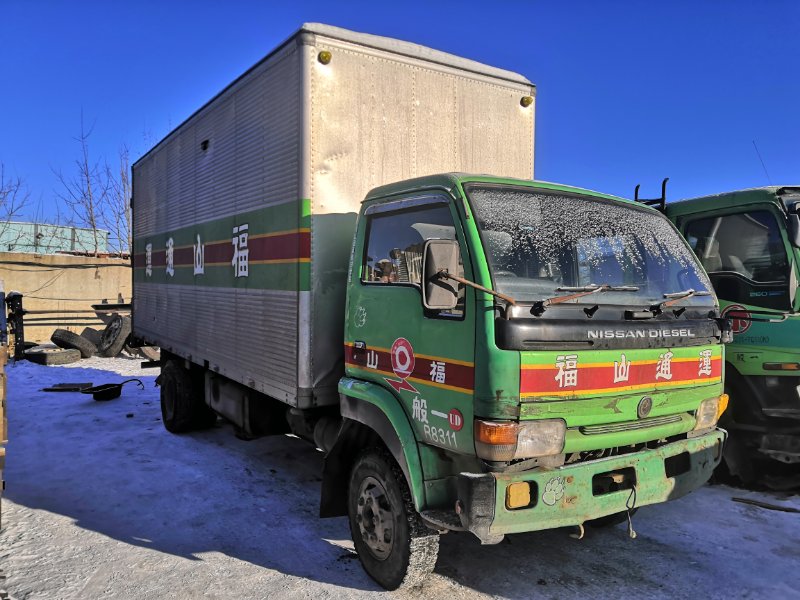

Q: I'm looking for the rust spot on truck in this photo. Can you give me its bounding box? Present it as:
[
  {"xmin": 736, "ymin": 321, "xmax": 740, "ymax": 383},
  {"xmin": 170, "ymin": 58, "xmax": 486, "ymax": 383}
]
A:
[
  {"xmin": 603, "ymin": 397, "xmax": 622, "ymax": 414},
  {"xmin": 474, "ymin": 391, "xmax": 520, "ymax": 418}
]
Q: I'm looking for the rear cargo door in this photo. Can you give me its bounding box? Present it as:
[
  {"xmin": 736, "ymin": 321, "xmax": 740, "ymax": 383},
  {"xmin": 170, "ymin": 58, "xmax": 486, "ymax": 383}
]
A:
[{"xmin": 346, "ymin": 195, "xmax": 476, "ymax": 454}]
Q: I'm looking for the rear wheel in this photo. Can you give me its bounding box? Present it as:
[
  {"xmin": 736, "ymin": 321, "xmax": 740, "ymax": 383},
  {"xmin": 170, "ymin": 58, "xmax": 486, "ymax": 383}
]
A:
[
  {"xmin": 160, "ymin": 360, "xmax": 216, "ymax": 433},
  {"xmin": 348, "ymin": 449, "xmax": 439, "ymax": 590}
]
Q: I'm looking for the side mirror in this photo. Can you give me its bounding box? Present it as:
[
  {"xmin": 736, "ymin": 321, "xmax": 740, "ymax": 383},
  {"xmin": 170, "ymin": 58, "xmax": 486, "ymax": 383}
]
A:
[{"xmin": 421, "ymin": 239, "xmax": 459, "ymax": 310}]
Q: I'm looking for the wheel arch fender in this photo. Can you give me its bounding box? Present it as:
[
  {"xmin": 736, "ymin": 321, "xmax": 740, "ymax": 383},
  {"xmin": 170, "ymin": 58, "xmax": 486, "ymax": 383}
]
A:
[{"xmin": 320, "ymin": 378, "xmax": 425, "ymax": 518}]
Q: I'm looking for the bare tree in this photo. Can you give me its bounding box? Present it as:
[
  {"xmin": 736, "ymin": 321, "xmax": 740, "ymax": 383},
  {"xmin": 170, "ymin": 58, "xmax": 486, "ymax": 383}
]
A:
[
  {"xmin": 0, "ymin": 163, "xmax": 30, "ymax": 250},
  {"xmin": 54, "ymin": 113, "xmax": 109, "ymax": 256},
  {"xmin": 102, "ymin": 145, "xmax": 132, "ymax": 255}
]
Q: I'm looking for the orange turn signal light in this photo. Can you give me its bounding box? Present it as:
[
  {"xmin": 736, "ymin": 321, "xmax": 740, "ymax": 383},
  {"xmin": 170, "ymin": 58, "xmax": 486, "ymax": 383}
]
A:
[
  {"xmin": 475, "ymin": 420, "xmax": 518, "ymax": 445},
  {"xmin": 763, "ymin": 362, "xmax": 800, "ymax": 371},
  {"xmin": 717, "ymin": 393, "xmax": 729, "ymax": 420}
]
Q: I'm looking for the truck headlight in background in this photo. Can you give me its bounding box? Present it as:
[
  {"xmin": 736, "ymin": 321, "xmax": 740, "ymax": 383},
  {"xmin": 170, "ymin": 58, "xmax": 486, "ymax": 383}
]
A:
[
  {"xmin": 475, "ymin": 419, "xmax": 566, "ymax": 461},
  {"xmin": 694, "ymin": 394, "xmax": 728, "ymax": 430}
]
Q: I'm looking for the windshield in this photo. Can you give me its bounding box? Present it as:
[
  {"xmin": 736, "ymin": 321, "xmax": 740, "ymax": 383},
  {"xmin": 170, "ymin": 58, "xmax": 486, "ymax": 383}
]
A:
[{"xmin": 465, "ymin": 185, "xmax": 714, "ymax": 306}]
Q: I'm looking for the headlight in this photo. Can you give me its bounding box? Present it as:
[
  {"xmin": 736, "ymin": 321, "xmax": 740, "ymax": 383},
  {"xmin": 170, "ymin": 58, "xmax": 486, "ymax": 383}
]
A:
[
  {"xmin": 475, "ymin": 419, "xmax": 566, "ymax": 461},
  {"xmin": 694, "ymin": 396, "xmax": 724, "ymax": 430}
]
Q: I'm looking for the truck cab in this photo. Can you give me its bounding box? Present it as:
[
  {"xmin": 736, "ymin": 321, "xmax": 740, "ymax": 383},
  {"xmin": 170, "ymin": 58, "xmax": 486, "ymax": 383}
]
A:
[
  {"xmin": 334, "ymin": 173, "xmax": 728, "ymax": 587},
  {"xmin": 666, "ymin": 186, "xmax": 800, "ymax": 485}
]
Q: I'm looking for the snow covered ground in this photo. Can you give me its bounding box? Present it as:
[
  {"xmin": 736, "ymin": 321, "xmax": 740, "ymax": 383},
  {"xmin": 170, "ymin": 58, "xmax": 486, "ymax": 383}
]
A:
[{"xmin": 0, "ymin": 357, "xmax": 799, "ymax": 599}]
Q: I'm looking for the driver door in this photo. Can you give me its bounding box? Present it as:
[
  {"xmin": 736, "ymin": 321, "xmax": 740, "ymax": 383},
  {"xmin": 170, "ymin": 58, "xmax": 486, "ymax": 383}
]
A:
[{"xmin": 345, "ymin": 194, "xmax": 476, "ymax": 454}]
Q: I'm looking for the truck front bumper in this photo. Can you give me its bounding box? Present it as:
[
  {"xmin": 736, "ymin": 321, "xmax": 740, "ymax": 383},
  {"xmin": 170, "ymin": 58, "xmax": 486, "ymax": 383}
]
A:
[{"xmin": 454, "ymin": 429, "xmax": 725, "ymax": 544}]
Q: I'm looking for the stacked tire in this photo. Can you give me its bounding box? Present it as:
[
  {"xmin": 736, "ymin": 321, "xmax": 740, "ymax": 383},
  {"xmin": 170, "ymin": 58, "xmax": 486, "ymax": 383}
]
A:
[
  {"xmin": 51, "ymin": 329, "xmax": 97, "ymax": 358},
  {"xmin": 24, "ymin": 347, "xmax": 82, "ymax": 365},
  {"xmin": 97, "ymin": 315, "xmax": 131, "ymax": 357},
  {"xmin": 28, "ymin": 315, "xmax": 138, "ymax": 365}
]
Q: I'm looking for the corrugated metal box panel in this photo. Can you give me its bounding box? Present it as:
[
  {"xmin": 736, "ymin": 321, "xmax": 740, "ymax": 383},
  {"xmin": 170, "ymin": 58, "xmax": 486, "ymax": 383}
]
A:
[
  {"xmin": 133, "ymin": 40, "xmax": 303, "ymax": 402},
  {"xmin": 133, "ymin": 156, "xmax": 156, "ymax": 237},
  {"xmin": 135, "ymin": 283, "xmax": 298, "ymax": 401},
  {"xmin": 144, "ymin": 44, "xmax": 302, "ymax": 230}
]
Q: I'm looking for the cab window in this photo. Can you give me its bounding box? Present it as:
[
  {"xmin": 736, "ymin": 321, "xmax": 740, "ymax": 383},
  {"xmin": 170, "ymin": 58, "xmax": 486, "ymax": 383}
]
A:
[
  {"xmin": 362, "ymin": 202, "xmax": 465, "ymax": 316},
  {"xmin": 684, "ymin": 210, "xmax": 790, "ymax": 310}
]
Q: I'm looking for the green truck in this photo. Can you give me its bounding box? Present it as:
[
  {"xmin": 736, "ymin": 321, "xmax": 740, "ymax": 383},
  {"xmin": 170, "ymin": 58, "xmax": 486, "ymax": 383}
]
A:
[
  {"xmin": 666, "ymin": 186, "xmax": 800, "ymax": 485},
  {"xmin": 132, "ymin": 24, "xmax": 729, "ymax": 589}
]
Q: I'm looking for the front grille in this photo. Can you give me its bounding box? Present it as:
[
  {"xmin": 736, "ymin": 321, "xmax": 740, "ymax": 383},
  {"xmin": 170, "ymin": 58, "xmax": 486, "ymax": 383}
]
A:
[{"xmin": 579, "ymin": 414, "xmax": 682, "ymax": 435}]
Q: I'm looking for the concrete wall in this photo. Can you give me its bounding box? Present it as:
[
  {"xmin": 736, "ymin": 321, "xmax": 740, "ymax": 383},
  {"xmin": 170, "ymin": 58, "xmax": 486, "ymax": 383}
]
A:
[{"xmin": 0, "ymin": 253, "xmax": 132, "ymax": 343}]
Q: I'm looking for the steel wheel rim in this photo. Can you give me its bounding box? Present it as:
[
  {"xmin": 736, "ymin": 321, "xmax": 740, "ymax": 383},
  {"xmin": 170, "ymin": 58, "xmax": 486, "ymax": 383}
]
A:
[
  {"xmin": 356, "ymin": 475, "xmax": 394, "ymax": 561},
  {"xmin": 102, "ymin": 318, "xmax": 122, "ymax": 347}
]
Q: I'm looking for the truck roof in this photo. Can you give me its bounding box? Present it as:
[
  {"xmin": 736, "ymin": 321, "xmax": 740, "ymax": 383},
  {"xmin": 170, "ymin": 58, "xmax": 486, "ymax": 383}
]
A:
[
  {"xmin": 133, "ymin": 23, "xmax": 533, "ymax": 169},
  {"xmin": 301, "ymin": 23, "xmax": 533, "ymax": 86},
  {"xmin": 364, "ymin": 173, "xmax": 635, "ymax": 206},
  {"xmin": 665, "ymin": 185, "xmax": 800, "ymax": 218}
]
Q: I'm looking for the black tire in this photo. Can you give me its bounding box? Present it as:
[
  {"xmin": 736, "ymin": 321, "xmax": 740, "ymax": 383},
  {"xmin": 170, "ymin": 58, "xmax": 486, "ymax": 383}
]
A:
[
  {"xmin": 98, "ymin": 315, "xmax": 132, "ymax": 357},
  {"xmin": 586, "ymin": 508, "xmax": 638, "ymax": 528},
  {"xmin": 80, "ymin": 327, "xmax": 103, "ymax": 347},
  {"xmin": 51, "ymin": 328, "xmax": 97, "ymax": 358},
  {"xmin": 160, "ymin": 360, "xmax": 216, "ymax": 433},
  {"xmin": 348, "ymin": 449, "xmax": 439, "ymax": 590},
  {"xmin": 25, "ymin": 347, "xmax": 81, "ymax": 365}
]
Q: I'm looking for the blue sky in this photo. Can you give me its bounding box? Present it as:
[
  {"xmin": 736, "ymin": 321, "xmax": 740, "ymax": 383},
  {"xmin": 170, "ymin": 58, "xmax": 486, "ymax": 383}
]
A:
[{"xmin": 1, "ymin": 1, "xmax": 798, "ymax": 219}]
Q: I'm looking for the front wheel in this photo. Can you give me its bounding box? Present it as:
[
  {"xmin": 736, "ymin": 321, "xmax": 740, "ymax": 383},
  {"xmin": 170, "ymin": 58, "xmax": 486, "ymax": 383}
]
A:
[{"xmin": 348, "ymin": 449, "xmax": 439, "ymax": 590}]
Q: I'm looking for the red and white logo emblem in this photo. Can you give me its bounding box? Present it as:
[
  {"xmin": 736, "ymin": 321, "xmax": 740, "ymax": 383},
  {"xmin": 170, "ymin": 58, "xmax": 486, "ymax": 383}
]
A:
[
  {"xmin": 391, "ymin": 338, "xmax": 415, "ymax": 379},
  {"xmin": 722, "ymin": 304, "xmax": 751, "ymax": 335},
  {"xmin": 385, "ymin": 337, "xmax": 418, "ymax": 393},
  {"xmin": 448, "ymin": 409, "xmax": 464, "ymax": 431}
]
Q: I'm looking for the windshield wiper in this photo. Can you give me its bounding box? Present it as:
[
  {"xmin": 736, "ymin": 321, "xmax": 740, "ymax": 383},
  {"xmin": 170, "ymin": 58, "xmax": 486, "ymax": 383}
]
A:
[
  {"xmin": 554, "ymin": 284, "xmax": 641, "ymax": 294},
  {"xmin": 650, "ymin": 288, "xmax": 712, "ymax": 314},
  {"xmin": 532, "ymin": 283, "xmax": 640, "ymax": 315}
]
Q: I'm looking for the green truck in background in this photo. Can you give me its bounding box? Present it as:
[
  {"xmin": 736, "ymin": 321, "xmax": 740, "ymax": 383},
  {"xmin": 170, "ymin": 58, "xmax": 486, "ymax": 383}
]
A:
[
  {"xmin": 132, "ymin": 24, "xmax": 730, "ymax": 589},
  {"xmin": 666, "ymin": 186, "xmax": 800, "ymax": 486}
]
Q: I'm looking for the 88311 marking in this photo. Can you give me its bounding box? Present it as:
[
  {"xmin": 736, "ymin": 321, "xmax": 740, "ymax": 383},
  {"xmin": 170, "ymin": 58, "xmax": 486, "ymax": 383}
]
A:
[{"xmin": 423, "ymin": 424, "xmax": 458, "ymax": 448}]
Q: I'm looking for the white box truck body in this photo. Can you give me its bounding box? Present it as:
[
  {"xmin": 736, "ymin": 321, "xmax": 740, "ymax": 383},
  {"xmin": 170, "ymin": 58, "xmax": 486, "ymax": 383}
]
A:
[{"xmin": 132, "ymin": 23, "xmax": 535, "ymax": 408}]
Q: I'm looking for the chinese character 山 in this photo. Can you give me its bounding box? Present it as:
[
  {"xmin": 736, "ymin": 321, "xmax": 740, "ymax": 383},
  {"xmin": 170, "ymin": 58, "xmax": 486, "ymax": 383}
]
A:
[
  {"xmin": 193, "ymin": 234, "xmax": 205, "ymax": 275},
  {"xmin": 614, "ymin": 353, "xmax": 630, "ymax": 383}
]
